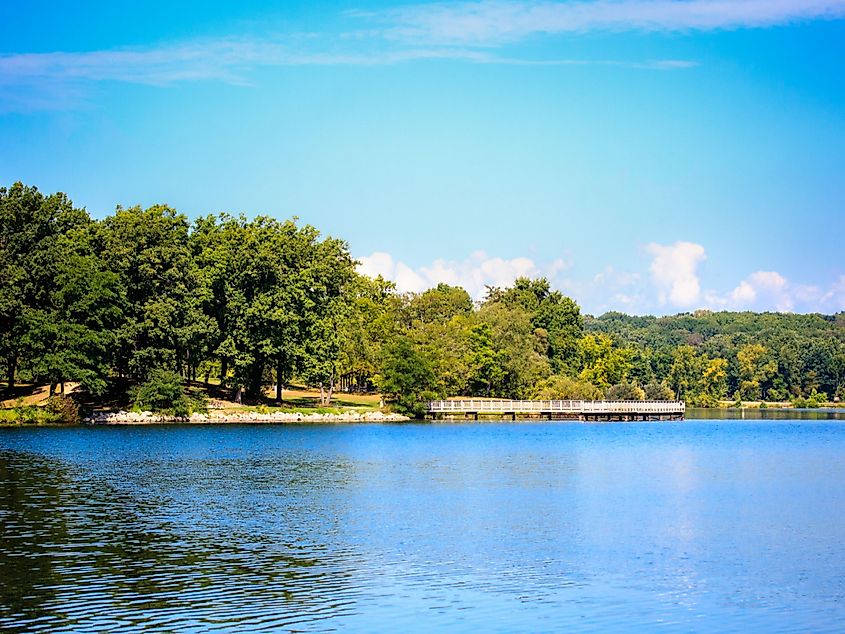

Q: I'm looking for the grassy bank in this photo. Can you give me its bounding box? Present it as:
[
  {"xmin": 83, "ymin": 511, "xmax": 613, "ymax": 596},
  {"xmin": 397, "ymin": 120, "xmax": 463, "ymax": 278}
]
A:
[{"xmin": 1, "ymin": 381, "xmax": 386, "ymax": 426}]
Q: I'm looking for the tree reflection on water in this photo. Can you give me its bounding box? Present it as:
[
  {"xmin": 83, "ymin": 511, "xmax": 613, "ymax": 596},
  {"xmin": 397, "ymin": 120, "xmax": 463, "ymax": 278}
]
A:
[{"xmin": 0, "ymin": 449, "xmax": 359, "ymax": 632}]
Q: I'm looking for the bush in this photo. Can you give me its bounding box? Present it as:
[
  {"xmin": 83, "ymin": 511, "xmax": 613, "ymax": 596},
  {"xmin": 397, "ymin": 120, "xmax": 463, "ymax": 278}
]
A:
[
  {"xmin": 643, "ymin": 381, "xmax": 675, "ymax": 401},
  {"xmin": 532, "ymin": 375, "xmax": 602, "ymax": 400},
  {"xmin": 45, "ymin": 395, "xmax": 81, "ymax": 424},
  {"xmin": 690, "ymin": 393, "xmax": 718, "ymax": 408},
  {"xmin": 792, "ymin": 390, "xmax": 828, "ymax": 409},
  {"xmin": 186, "ymin": 388, "xmax": 209, "ymax": 415},
  {"xmin": 605, "ymin": 382, "xmax": 645, "ymax": 401},
  {"xmin": 131, "ymin": 369, "xmax": 192, "ymax": 417}
]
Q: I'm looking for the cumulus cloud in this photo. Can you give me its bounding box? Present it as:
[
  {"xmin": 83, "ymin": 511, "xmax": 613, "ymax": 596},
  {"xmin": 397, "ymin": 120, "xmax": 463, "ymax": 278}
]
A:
[
  {"xmin": 704, "ymin": 270, "xmax": 835, "ymax": 313},
  {"xmin": 357, "ymin": 250, "xmax": 569, "ymax": 299},
  {"xmin": 385, "ymin": 0, "xmax": 845, "ymax": 45},
  {"xmin": 645, "ymin": 241, "xmax": 706, "ymax": 307},
  {"xmin": 362, "ymin": 246, "xmax": 845, "ymax": 315},
  {"xmin": 727, "ymin": 270, "xmax": 792, "ymax": 310}
]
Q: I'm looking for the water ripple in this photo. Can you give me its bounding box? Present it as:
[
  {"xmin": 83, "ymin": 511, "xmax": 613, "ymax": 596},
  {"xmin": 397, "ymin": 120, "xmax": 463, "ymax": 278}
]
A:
[{"xmin": 2, "ymin": 422, "xmax": 845, "ymax": 632}]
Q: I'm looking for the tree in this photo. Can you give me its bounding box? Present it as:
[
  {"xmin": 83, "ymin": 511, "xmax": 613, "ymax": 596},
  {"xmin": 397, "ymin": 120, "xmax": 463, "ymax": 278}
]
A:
[
  {"xmin": 131, "ymin": 369, "xmax": 193, "ymax": 417},
  {"xmin": 577, "ymin": 334, "xmax": 633, "ymax": 389},
  {"xmin": 378, "ymin": 337, "xmax": 438, "ymax": 416},
  {"xmin": 485, "ymin": 277, "xmax": 583, "ymax": 373},
  {"xmin": 21, "ymin": 225, "xmax": 123, "ymax": 395},
  {"xmin": 737, "ymin": 343, "xmax": 777, "ymax": 400},
  {"xmin": 0, "ymin": 183, "xmax": 89, "ymax": 388},
  {"xmin": 667, "ymin": 345, "xmax": 704, "ymax": 402},
  {"xmin": 98, "ymin": 204, "xmax": 200, "ymax": 379},
  {"xmin": 644, "ymin": 381, "xmax": 675, "ymax": 401},
  {"xmin": 532, "ymin": 375, "xmax": 602, "ymax": 400},
  {"xmin": 336, "ymin": 274, "xmax": 400, "ymax": 393},
  {"xmin": 407, "ymin": 284, "xmax": 472, "ymax": 324},
  {"xmin": 605, "ymin": 382, "xmax": 646, "ymax": 401},
  {"xmin": 192, "ymin": 214, "xmax": 354, "ymax": 402},
  {"xmin": 700, "ymin": 357, "xmax": 729, "ymax": 404},
  {"xmin": 467, "ymin": 322, "xmax": 506, "ymax": 397},
  {"xmin": 477, "ymin": 302, "xmax": 550, "ymax": 398}
]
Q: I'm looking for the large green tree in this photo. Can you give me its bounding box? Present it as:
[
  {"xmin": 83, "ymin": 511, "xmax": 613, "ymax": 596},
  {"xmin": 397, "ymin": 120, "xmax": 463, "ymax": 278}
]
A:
[{"xmin": 0, "ymin": 183, "xmax": 90, "ymax": 388}]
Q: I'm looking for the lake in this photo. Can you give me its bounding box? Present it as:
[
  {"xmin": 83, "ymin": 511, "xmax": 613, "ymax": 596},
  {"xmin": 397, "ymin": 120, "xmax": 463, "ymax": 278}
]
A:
[{"xmin": 2, "ymin": 418, "xmax": 845, "ymax": 632}]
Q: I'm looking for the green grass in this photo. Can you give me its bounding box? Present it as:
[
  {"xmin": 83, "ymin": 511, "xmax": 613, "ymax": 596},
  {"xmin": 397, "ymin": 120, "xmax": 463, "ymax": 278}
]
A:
[{"xmin": 0, "ymin": 407, "xmax": 63, "ymax": 425}]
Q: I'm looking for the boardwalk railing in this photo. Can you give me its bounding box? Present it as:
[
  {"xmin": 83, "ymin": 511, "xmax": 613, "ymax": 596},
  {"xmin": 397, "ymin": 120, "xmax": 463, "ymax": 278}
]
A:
[{"xmin": 427, "ymin": 399, "xmax": 685, "ymax": 415}]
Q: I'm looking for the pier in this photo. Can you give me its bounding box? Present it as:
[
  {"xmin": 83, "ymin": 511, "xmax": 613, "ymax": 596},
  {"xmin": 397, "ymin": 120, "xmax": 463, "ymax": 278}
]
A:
[{"xmin": 427, "ymin": 399, "xmax": 685, "ymax": 421}]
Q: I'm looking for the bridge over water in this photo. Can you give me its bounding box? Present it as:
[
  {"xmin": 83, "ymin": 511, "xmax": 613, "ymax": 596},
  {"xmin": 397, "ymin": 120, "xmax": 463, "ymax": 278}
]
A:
[{"xmin": 427, "ymin": 399, "xmax": 685, "ymax": 421}]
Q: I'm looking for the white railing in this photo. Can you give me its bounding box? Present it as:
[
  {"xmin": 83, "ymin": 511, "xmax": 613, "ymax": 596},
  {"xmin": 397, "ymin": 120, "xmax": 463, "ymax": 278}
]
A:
[{"xmin": 427, "ymin": 400, "xmax": 685, "ymax": 414}]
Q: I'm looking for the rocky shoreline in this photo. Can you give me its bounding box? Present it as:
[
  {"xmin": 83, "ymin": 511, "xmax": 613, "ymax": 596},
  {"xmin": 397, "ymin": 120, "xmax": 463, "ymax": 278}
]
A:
[{"xmin": 84, "ymin": 410, "xmax": 410, "ymax": 424}]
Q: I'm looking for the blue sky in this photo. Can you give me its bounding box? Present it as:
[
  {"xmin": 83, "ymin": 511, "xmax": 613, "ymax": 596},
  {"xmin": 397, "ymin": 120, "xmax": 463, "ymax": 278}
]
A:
[{"xmin": 2, "ymin": 0, "xmax": 844, "ymax": 315}]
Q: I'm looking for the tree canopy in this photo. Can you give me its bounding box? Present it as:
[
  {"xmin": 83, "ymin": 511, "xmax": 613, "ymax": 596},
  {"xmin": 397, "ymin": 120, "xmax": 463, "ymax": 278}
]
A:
[{"xmin": 3, "ymin": 181, "xmax": 845, "ymax": 414}]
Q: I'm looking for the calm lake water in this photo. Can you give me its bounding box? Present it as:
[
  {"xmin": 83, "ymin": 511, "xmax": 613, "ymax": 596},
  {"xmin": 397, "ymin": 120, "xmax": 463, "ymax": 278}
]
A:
[{"xmin": 2, "ymin": 418, "xmax": 845, "ymax": 632}]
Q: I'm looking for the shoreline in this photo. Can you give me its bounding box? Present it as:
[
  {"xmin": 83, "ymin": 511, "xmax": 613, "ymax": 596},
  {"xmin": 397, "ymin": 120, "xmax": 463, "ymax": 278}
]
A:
[{"xmin": 83, "ymin": 410, "xmax": 410, "ymax": 424}]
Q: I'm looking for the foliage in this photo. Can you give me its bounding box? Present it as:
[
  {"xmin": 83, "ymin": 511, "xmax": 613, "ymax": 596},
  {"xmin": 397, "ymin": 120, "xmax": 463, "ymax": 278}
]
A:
[
  {"xmin": 643, "ymin": 381, "xmax": 675, "ymax": 401},
  {"xmin": 577, "ymin": 334, "xmax": 632, "ymax": 389},
  {"xmin": 45, "ymin": 395, "xmax": 81, "ymax": 424},
  {"xmin": 792, "ymin": 390, "xmax": 829, "ymax": 409},
  {"xmin": 532, "ymin": 375, "xmax": 603, "ymax": 400},
  {"xmin": 131, "ymin": 369, "xmax": 193, "ymax": 417},
  {"xmin": 378, "ymin": 337, "xmax": 438, "ymax": 416},
  {"xmin": 605, "ymin": 382, "xmax": 646, "ymax": 401},
  {"xmin": 5, "ymin": 181, "xmax": 845, "ymax": 415}
]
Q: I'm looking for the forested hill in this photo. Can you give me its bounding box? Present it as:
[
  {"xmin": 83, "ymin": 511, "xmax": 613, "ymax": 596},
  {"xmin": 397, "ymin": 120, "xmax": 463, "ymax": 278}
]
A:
[
  {"xmin": 2, "ymin": 181, "xmax": 844, "ymax": 415},
  {"xmin": 584, "ymin": 311, "xmax": 845, "ymax": 406},
  {"xmin": 587, "ymin": 311, "xmax": 844, "ymax": 349}
]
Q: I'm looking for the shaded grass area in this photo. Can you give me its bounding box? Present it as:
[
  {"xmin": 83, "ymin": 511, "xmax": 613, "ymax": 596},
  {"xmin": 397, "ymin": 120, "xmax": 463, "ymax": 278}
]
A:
[{"xmin": 1, "ymin": 380, "xmax": 383, "ymax": 419}]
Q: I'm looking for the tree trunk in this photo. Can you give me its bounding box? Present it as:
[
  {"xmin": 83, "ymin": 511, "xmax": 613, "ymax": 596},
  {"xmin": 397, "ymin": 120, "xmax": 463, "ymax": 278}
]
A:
[
  {"xmin": 49, "ymin": 382, "xmax": 56, "ymax": 397},
  {"xmin": 276, "ymin": 359, "xmax": 284, "ymax": 403},
  {"xmin": 319, "ymin": 382, "xmax": 325, "ymax": 406},
  {"xmin": 60, "ymin": 380, "xmax": 65, "ymax": 395},
  {"xmin": 235, "ymin": 387, "xmax": 242, "ymax": 405},
  {"xmin": 7, "ymin": 357, "xmax": 15, "ymax": 389},
  {"xmin": 220, "ymin": 358, "xmax": 229, "ymax": 387},
  {"xmin": 326, "ymin": 368, "xmax": 334, "ymax": 405}
]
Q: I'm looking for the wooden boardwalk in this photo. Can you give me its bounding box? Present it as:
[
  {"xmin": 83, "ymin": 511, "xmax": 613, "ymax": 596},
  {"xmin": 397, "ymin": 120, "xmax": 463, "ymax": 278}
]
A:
[{"xmin": 427, "ymin": 399, "xmax": 685, "ymax": 421}]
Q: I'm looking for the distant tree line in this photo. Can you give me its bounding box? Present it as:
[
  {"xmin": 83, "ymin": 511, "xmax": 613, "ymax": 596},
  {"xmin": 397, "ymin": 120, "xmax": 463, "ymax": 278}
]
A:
[{"xmin": 2, "ymin": 182, "xmax": 844, "ymax": 414}]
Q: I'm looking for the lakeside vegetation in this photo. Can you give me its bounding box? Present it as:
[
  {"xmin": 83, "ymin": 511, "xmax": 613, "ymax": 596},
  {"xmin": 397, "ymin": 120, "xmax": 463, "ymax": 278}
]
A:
[{"xmin": 2, "ymin": 181, "xmax": 845, "ymax": 419}]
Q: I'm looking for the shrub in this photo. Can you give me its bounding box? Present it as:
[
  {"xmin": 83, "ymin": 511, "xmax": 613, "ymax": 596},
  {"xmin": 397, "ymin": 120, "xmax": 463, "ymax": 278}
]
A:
[
  {"xmin": 532, "ymin": 375, "xmax": 602, "ymax": 400},
  {"xmin": 605, "ymin": 382, "xmax": 645, "ymax": 401},
  {"xmin": 131, "ymin": 369, "xmax": 192, "ymax": 417},
  {"xmin": 643, "ymin": 381, "xmax": 675, "ymax": 401},
  {"xmin": 691, "ymin": 393, "xmax": 718, "ymax": 408},
  {"xmin": 792, "ymin": 390, "xmax": 828, "ymax": 409},
  {"xmin": 186, "ymin": 389, "xmax": 209, "ymax": 415},
  {"xmin": 45, "ymin": 395, "xmax": 81, "ymax": 424}
]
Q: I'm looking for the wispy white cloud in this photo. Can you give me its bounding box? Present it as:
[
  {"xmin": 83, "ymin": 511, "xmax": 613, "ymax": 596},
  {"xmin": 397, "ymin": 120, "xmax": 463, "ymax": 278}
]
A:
[
  {"xmin": 5, "ymin": 1, "xmax": 844, "ymax": 111},
  {"xmin": 821, "ymin": 275, "xmax": 845, "ymax": 311},
  {"xmin": 0, "ymin": 39, "xmax": 498, "ymax": 88},
  {"xmin": 1, "ymin": 1, "xmax": 714, "ymax": 112},
  {"xmin": 384, "ymin": 0, "xmax": 845, "ymax": 45},
  {"xmin": 0, "ymin": 36, "xmax": 694, "ymax": 112}
]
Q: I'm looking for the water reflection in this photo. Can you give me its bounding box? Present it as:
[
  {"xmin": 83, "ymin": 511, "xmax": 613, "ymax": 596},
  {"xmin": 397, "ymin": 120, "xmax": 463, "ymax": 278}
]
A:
[
  {"xmin": 688, "ymin": 407, "xmax": 845, "ymax": 420},
  {"xmin": 0, "ymin": 448, "xmax": 360, "ymax": 632}
]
